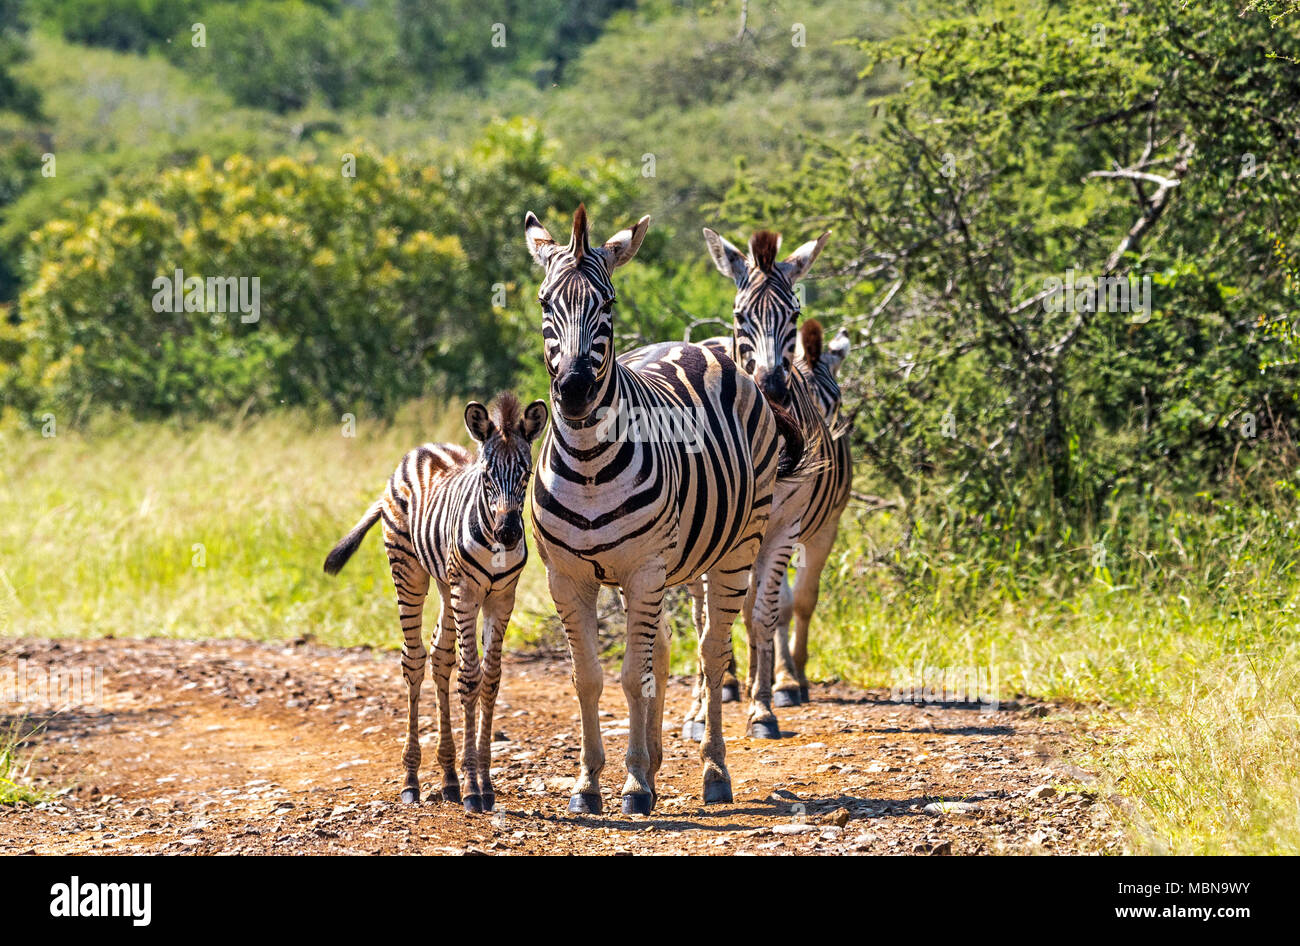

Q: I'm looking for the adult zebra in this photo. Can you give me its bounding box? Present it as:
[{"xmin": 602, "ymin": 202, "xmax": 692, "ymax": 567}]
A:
[
  {"xmin": 680, "ymin": 228, "xmax": 852, "ymax": 735},
  {"xmin": 525, "ymin": 206, "xmax": 801, "ymax": 815}
]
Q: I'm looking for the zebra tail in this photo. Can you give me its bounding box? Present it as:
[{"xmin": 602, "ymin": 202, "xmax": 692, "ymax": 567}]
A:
[
  {"xmin": 323, "ymin": 500, "xmax": 383, "ymax": 575},
  {"xmin": 769, "ymin": 400, "xmax": 806, "ymax": 479}
]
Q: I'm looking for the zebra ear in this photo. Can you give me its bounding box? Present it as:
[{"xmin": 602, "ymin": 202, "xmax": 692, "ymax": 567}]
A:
[
  {"xmin": 464, "ymin": 402, "xmax": 495, "ymax": 443},
  {"xmin": 778, "ymin": 230, "xmax": 831, "ymax": 283},
  {"xmin": 524, "ymin": 211, "xmax": 558, "ymax": 267},
  {"xmin": 599, "ymin": 215, "xmax": 651, "ymax": 271},
  {"xmin": 520, "ymin": 399, "xmax": 549, "ymax": 443},
  {"xmin": 703, "ymin": 228, "xmax": 748, "ymax": 286},
  {"xmin": 824, "ymin": 327, "xmax": 851, "ymax": 377}
]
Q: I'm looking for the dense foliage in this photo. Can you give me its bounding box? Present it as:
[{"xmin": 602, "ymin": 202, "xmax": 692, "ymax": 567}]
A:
[
  {"xmin": 2, "ymin": 121, "xmax": 638, "ymax": 421},
  {"xmin": 721, "ymin": 0, "xmax": 1300, "ymax": 565}
]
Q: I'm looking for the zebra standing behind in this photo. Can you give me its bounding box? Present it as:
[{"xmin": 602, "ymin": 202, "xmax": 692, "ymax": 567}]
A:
[
  {"xmin": 682, "ymin": 229, "xmax": 852, "ymax": 731},
  {"xmin": 525, "ymin": 205, "xmax": 802, "ymax": 815},
  {"xmin": 778, "ymin": 318, "xmax": 853, "ymax": 704},
  {"xmin": 323, "ymin": 393, "xmax": 548, "ymax": 812}
]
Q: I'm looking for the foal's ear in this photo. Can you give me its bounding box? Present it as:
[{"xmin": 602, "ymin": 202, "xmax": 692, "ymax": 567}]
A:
[
  {"xmin": 703, "ymin": 228, "xmax": 748, "ymax": 286},
  {"xmin": 824, "ymin": 327, "xmax": 851, "ymax": 378},
  {"xmin": 464, "ymin": 402, "xmax": 495, "ymax": 443},
  {"xmin": 599, "ymin": 215, "xmax": 651, "ymax": 270},
  {"xmin": 778, "ymin": 230, "xmax": 832, "ymax": 283},
  {"xmin": 524, "ymin": 211, "xmax": 558, "ymax": 267},
  {"xmin": 521, "ymin": 399, "xmax": 549, "ymax": 443}
]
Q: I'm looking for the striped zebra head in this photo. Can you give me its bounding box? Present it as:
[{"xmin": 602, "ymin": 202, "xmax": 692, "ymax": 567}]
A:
[
  {"xmin": 797, "ymin": 320, "xmax": 850, "ymax": 428},
  {"xmin": 524, "ymin": 204, "xmax": 651, "ymax": 420},
  {"xmin": 464, "ymin": 393, "xmax": 549, "ymax": 549},
  {"xmin": 702, "ymin": 227, "xmax": 831, "ymax": 407}
]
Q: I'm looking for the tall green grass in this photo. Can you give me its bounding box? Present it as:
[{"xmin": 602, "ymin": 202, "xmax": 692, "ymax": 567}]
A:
[
  {"xmin": 0, "ymin": 719, "xmax": 45, "ymax": 806},
  {"xmin": 0, "ymin": 403, "xmax": 557, "ymax": 649}
]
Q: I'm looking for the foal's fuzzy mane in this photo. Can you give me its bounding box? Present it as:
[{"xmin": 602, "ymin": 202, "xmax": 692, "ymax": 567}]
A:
[
  {"xmin": 800, "ymin": 319, "xmax": 824, "ymax": 365},
  {"xmin": 491, "ymin": 391, "xmax": 523, "ymax": 439}
]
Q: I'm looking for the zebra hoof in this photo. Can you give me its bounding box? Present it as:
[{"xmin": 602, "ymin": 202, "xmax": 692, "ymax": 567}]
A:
[
  {"xmin": 621, "ymin": 792, "xmax": 654, "ymax": 816},
  {"xmin": 399, "ymin": 788, "xmax": 420, "ymax": 805},
  {"xmin": 703, "ymin": 781, "xmax": 733, "ymax": 805},
  {"xmin": 568, "ymin": 792, "xmax": 602, "ymax": 815},
  {"xmin": 773, "ymin": 688, "xmax": 801, "ymax": 708},
  {"xmin": 481, "ymin": 792, "xmax": 495, "ymax": 812},
  {"xmin": 463, "ymin": 794, "xmax": 483, "ymax": 814},
  {"xmin": 720, "ymin": 683, "xmax": 741, "ymax": 703},
  {"xmin": 440, "ymin": 784, "xmax": 462, "ymax": 805},
  {"xmin": 799, "ymin": 684, "xmax": 810, "ymax": 703},
  {"xmin": 748, "ymin": 720, "xmax": 782, "ymax": 740}
]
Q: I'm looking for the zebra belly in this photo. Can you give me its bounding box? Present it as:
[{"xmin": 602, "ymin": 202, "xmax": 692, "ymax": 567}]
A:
[{"xmin": 533, "ymin": 342, "xmax": 770, "ymax": 588}]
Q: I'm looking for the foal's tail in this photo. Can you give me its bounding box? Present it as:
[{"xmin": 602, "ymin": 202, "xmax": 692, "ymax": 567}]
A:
[{"xmin": 323, "ymin": 500, "xmax": 383, "ymax": 575}]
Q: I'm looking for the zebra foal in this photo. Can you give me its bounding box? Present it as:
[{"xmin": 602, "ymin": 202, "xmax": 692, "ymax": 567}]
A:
[{"xmin": 323, "ymin": 393, "xmax": 548, "ymax": 812}]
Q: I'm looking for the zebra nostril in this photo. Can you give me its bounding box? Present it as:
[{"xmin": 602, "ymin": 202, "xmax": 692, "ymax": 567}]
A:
[{"xmin": 556, "ymin": 367, "xmax": 596, "ymax": 410}]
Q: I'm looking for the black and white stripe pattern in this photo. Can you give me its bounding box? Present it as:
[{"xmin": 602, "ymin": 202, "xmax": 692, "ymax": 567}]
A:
[
  {"xmin": 776, "ymin": 319, "xmax": 854, "ymax": 703},
  {"xmin": 683, "ymin": 228, "xmax": 851, "ymax": 733},
  {"xmin": 323, "ymin": 394, "xmax": 547, "ymax": 812},
  {"xmin": 525, "ymin": 205, "xmax": 787, "ymax": 815}
]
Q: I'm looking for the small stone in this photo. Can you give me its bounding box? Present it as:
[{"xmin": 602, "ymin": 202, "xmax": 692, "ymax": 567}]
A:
[
  {"xmin": 1028, "ymin": 785, "xmax": 1057, "ymax": 799},
  {"xmin": 924, "ymin": 801, "xmax": 978, "ymax": 818},
  {"xmin": 772, "ymin": 822, "xmax": 819, "ymax": 835},
  {"xmin": 822, "ymin": 807, "xmax": 851, "ymax": 827}
]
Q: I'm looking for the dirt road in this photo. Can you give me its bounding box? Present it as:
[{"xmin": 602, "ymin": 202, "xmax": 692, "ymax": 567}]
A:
[{"xmin": 1, "ymin": 637, "xmax": 1122, "ymax": 855}]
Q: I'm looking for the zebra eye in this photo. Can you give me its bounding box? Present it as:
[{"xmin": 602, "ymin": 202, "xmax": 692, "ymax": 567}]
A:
[{"xmin": 600, "ymin": 300, "xmax": 614, "ymax": 314}]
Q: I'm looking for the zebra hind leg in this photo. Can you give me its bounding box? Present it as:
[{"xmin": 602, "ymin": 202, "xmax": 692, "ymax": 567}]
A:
[
  {"xmin": 682, "ymin": 579, "xmax": 707, "ymax": 742},
  {"xmin": 391, "ymin": 561, "xmax": 431, "ymax": 804},
  {"xmin": 790, "ymin": 523, "xmax": 838, "ymax": 704}
]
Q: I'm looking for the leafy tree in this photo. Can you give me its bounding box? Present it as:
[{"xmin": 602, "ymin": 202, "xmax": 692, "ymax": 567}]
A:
[{"xmin": 720, "ymin": 0, "xmax": 1300, "ymax": 559}]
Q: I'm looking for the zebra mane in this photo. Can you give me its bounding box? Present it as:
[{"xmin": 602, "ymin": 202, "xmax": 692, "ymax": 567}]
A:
[
  {"xmin": 492, "ymin": 391, "xmax": 523, "ymax": 442},
  {"xmin": 569, "ymin": 204, "xmax": 591, "ymax": 261},
  {"xmin": 749, "ymin": 230, "xmax": 781, "ymax": 274},
  {"xmin": 800, "ymin": 319, "xmax": 823, "ymax": 365}
]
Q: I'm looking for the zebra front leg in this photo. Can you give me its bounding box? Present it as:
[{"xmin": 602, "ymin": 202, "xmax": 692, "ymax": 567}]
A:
[
  {"xmin": 720, "ymin": 655, "xmax": 741, "ymax": 704},
  {"xmin": 549, "ymin": 570, "xmax": 604, "ymax": 814},
  {"xmin": 745, "ymin": 542, "xmax": 794, "ymax": 740},
  {"xmin": 452, "ymin": 584, "xmax": 485, "ymax": 813},
  {"xmin": 389, "ymin": 556, "xmax": 430, "ymax": 804},
  {"xmin": 475, "ymin": 588, "xmax": 514, "ymax": 813},
  {"xmin": 429, "ymin": 584, "xmax": 460, "ymax": 804},
  {"xmin": 620, "ymin": 563, "xmax": 668, "ymax": 814},
  {"xmin": 773, "ymin": 571, "xmax": 801, "ymax": 707},
  {"xmin": 698, "ymin": 554, "xmax": 752, "ymax": 802}
]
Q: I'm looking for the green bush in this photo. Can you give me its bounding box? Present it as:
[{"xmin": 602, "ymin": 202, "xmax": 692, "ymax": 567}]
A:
[{"xmin": 3, "ymin": 120, "xmax": 640, "ymax": 425}]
